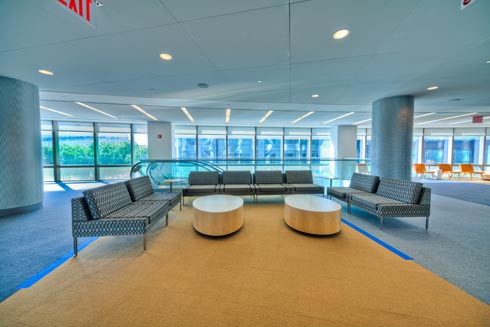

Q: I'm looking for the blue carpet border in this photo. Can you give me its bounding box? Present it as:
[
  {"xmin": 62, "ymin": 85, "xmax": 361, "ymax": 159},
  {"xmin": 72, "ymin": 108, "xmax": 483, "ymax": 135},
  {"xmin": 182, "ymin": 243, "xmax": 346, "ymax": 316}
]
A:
[
  {"xmin": 16, "ymin": 237, "xmax": 98, "ymax": 289},
  {"xmin": 341, "ymin": 218, "xmax": 413, "ymax": 260}
]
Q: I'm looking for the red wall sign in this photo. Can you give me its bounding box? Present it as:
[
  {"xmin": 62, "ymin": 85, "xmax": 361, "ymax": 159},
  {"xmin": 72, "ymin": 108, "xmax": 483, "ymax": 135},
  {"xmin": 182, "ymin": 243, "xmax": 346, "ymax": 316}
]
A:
[
  {"xmin": 57, "ymin": 0, "xmax": 93, "ymax": 25},
  {"xmin": 461, "ymin": 0, "xmax": 479, "ymax": 10},
  {"xmin": 472, "ymin": 115, "xmax": 483, "ymax": 123},
  {"xmin": 157, "ymin": 134, "xmax": 162, "ymax": 139}
]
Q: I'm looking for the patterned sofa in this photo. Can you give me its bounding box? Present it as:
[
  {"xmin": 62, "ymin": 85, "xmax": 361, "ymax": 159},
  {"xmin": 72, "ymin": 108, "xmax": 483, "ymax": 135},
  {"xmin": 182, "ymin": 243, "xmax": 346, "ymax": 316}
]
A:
[
  {"xmin": 72, "ymin": 178, "xmax": 180, "ymax": 255},
  {"xmin": 348, "ymin": 178, "xmax": 431, "ymax": 229},
  {"xmin": 327, "ymin": 173, "xmax": 380, "ymax": 207},
  {"xmin": 182, "ymin": 170, "xmax": 324, "ymax": 202}
]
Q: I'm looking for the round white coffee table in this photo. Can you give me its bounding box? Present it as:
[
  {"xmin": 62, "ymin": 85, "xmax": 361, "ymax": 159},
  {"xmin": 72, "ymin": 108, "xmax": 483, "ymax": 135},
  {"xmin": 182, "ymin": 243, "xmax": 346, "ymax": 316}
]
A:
[
  {"xmin": 284, "ymin": 195, "xmax": 342, "ymax": 235},
  {"xmin": 193, "ymin": 195, "xmax": 244, "ymax": 236}
]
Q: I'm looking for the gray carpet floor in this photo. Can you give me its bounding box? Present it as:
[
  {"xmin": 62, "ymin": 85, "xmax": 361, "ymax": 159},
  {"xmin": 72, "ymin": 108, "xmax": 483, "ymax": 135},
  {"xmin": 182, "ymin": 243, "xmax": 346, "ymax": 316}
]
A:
[
  {"xmin": 423, "ymin": 181, "xmax": 490, "ymax": 206},
  {"xmin": 0, "ymin": 182, "xmax": 489, "ymax": 304}
]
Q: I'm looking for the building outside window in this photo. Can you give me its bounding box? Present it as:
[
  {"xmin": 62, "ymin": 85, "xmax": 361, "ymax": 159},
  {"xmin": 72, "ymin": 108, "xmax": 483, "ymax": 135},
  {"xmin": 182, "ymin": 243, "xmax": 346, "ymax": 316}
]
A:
[
  {"xmin": 423, "ymin": 129, "xmax": 452, "ymax": 164},
  {"xmin": 486, "ymin": 128, "xmax": 490, "ymax": 167},
  {"xmin": 174, "ymin": 126, "xmax": 197, "ymax": 159},
  {"xmin": 452, "ymin": 128, "xmax": 484, "ymax": 164},
  {"xmin": 256, "ymin": 128, "xmax": 283, "ymax": 170},
  {"xmin": 412, "ymin": 128, "xmax": 423, "ymax": 164},
  {"xmin": 41, "ymin": 121, "xmax": 54, "ymax": 181},
  {"xmin": 132, "ymin": 124, "xmax": 148, "ymax": 163},
  {"xmin": 96, "ymin": 123, "xmax": 132, "ymax": 180},
  {"xmin": 284, "ymin": 128, "xmax": 310, "ymax": 162},
  {"xmin": 227, "ymin": 127, "xmax": 255, "ymax": 170},
  {"xmin": 198, "ymin": 126, "xmax": 226, "ymax": 165}
]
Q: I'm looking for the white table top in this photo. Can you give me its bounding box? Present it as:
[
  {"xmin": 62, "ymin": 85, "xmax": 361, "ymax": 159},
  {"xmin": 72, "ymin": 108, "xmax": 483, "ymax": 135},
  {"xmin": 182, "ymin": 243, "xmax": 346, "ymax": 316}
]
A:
[
  {"xmin": 193, "ymin": 195, "xmax": 243, "ymax": 213},
  {"xmin": 285, "ymin": 194, "xmax": 341, "ymax": 213}
]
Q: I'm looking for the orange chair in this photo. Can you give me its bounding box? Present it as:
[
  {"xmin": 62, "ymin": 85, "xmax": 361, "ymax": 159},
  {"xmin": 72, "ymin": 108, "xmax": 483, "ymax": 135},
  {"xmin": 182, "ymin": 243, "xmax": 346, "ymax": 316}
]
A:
[
  {"xmin": 356, "ymin": 163, "xmax": 370, "ymax": 174},
  {"xmin": 459, "ymin": 164, "xmax": 484, "ymax": 180},
  {"xmin": 413, "ymin": 164, "xmax": 435, "ymax": 179},
  {"xmin": 438, "ymin": 164, "xmax": 460, "ymax": 179}
]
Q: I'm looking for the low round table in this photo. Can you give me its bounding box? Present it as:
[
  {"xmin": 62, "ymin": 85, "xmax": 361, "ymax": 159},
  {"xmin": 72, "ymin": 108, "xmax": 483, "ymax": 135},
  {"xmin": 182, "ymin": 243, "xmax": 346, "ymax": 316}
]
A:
[
  {"xmin": 192, "ymin": 195, "xmax": 244, "ymax": 236},
  {"xmin": 284, "ymin": 195, "xmax": 342, "ymax": 235}
]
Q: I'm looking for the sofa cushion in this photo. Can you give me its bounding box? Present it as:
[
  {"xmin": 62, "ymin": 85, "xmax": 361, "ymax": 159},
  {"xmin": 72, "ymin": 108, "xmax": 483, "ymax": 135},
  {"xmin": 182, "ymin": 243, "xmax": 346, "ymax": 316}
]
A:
[
  {"xmin": 289, "ymin": 183, "xmax": 324, "ymax": 193},
  {"xmin": 125, "ymin": 176, "xmax": 154, "ymax": 201},
  {"xmin": 376, "ymin": 178, "xmax": 422, "ymax": 204},
  {"xmin": 349, "ymin": 173, "xmax": 380, "ymax": 193},
  {"xmin": 188, "ymin": 171, "xmax": 219, "ymax": 185},
  {"xmin": 140, "ymin": 192, "xmax": 181, "ymax": 207},
  {"xmin": 221, "ymin": 184, "xmax": 253, "ymax": 193},
  {"xmin": 222, "ymin": 171, "xmax": 252, "ymax": 184},
  {"xmin": 185, "ymin": 185, "xmax": 218, "ymax": 194},
  {"xmin": 350, "ymin": 194, "xmax": 406, "ymax": 211},
  {"xmin": 286, "ymin": 170, "xmax": 313, "ymax": 184},
  {"xmin": 255, "ymin": 171, "xmax": 284, "ymax": 184},
  {"xmin": 83, "ymin": 183, "xmax": 133, "ymax": 220},
  {"xmin": 256, "ymin": 184, "xmax": 288, "ymax": 193},
  {"xmin": 106, "ymin": 201, "xmax": 167, "ymax": 224},
  {"xmin": 327, "ymin": 187, "xmax": 370, "ymax": 200}
]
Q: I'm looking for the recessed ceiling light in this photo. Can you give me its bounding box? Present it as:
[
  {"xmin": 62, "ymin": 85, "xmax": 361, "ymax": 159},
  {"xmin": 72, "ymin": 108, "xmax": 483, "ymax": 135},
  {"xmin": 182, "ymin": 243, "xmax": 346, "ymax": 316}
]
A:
[
  {"xmin": 159, "ymin": 53, "xmax": 173, "ymax": 61},
  {"xmin": 322, "ymin": 112, "xmax": 355, "ymax": 125},
  {"xmin": 291, "ymin": 111, "xmax": 314, "ymax": 124},
  {"xmin": 311, "ymin": 94, "xmax": 320, "ymax": 98},
  {"xmin": 426, "ymin": 86, "xmax": 439, "ymax": 91},
  {"xmin": 74, "ymin": 102, "xmax": 117, "ymax": 119},
  {"xmin": 333, "ymin": 29, "xmax": 349, "ymax": 40},
  {"xmin": 259, "ymin": 110, "xmax": 273, "ymax": 124},
  {"xmin": 131, "ymin": 105, "xmax": 158, "ymax": 121},
  {"xmin": 40, "ymin": 106, "xmax": 73, "ymax": 117},
  {"xmin": 486, "ymin": 60, "xmax": 490, "ymax": 64},
  {"xmin": 257, "ymin": 80, "xmax": 263, "ymax": 83},
  {"xmin": 38, "ymin": 69, "xmax": 54, "ymax": 76},
  {"xmin": 181, "ymin": 107, "xmax": 194, "ymax": 122},
  {"xmin": 225, "ymin": 108, "xmax": 231, "ymax": 124}
]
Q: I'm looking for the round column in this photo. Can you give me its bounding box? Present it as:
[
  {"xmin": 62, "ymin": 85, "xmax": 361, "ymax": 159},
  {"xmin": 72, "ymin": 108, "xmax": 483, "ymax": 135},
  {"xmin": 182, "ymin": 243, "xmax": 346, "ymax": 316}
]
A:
[
  {"xmin": 0, "ymin": 76, "xmax": 43, "ymax": 216},
  {"xmin": 371, "ymin": 95, "xmax": 414, "ymax": 180}
]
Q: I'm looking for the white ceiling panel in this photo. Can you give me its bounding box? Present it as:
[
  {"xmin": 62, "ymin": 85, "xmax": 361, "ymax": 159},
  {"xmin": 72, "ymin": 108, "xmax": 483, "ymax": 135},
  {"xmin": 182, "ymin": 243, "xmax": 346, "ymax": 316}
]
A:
[{"xmin": 182, "ymin": 5, "xmax": 289, "ymax": 69}]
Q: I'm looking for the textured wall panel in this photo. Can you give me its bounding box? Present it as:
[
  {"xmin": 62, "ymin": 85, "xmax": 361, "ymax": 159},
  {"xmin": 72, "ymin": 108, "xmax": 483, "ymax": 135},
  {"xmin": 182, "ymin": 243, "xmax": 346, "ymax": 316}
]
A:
[
  {"xmin": 0, "ymin": 76, "xmax": 43, "ymax": 214},
  {"xmin": 371, "ymin": 95, "xmax": 414, "ymax": 180}
]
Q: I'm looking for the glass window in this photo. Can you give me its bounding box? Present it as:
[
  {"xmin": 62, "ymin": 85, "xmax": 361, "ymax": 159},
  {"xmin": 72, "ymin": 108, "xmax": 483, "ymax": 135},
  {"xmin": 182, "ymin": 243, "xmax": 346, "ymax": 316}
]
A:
[
  {"xmin": 356, "ymin": 128, "xmax": 366, "ymax": 159},
  {"xmin": 312, "ymin": 129, "xmax": 332, "ymax": 159},
  {"xmin": 99, "ymin": 167, "xmax": 131, "ymax": 180},
  {"xmin": 412, "ymin": 128, "xmax": 423, "ymax": 164},
  {"xmin": 453, "ymin": 128, "xmax": 485, "ymax": 164},
  {"xmin": 423, "ymin": 129, "xmax": 452, "ymax": 164},
  {"xmin": 227, "ymin": 127, "xmax": 255, "ymax": 161},
  {"xmin": 174, "ymin": 126, "xmax": 197, "ymax": 159},
  {"xmin": 42, "ymin": 130, "xmax": 54, "ymax": 165},
  {"xmin": 365, "ymin": 129, "xmax": 372, "ymax": 160},
  {"xmin": 133, "ymin": 132, "xmax": 148, "ymax": 162},
  {"xmin": 256, "ymin": 128, "xmax": 283, "ymax": 162},
  {"xmin": 198, "ymin": 127, "xmax": 226, "ymax": 161},
  {"xmin": 284, "ymin": 128, "xmax": 310, "ymax": 160},
  {"xmin": 97, "ymin": 132, "xmax": 131, "ymax": 165},
  {"xmin": 60, "ymin": 167, "xmax": 95, "ymax": 181},
  {"xmin": 486, "ymin": 128, "xmax": 490, "ymax": 165},
  {"xmin": 57, "ymin": 131, "xmax": 94, "ymax": 165},
  {"xmin": 57, "ymin": 121, "xmax": 94, "ymax": 132}
]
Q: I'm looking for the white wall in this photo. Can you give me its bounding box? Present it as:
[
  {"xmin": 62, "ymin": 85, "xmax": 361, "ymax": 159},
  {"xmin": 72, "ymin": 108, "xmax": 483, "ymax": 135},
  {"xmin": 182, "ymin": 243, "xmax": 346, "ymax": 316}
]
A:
[{"xmin": 148, "ymin": 121, "xmax": 173, "ymax": 159}]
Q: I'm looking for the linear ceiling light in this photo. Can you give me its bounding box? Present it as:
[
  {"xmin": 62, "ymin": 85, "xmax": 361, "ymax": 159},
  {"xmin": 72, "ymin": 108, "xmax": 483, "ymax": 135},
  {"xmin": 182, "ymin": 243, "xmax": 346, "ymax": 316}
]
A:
[
  {"xmin": 181, "ymin": 107, "xmax": 194, "ymax": 122},
  {"xmin": 159, "ymin": 53, "xmax": 173, "ymax": 61},
  {"xmin": 426, "ymin": 85, "xmax": 439, "ymax": 91},
  {"xmin": 131, "ymin": 105, "xmax": 158, "ymax": 121},
  {"xmin": 414, "ymin": 112, "xmax": 436, "ymax": 119},
  {"xmin": 291, "ymin": 111, "xmax": 314, "ymax": 124},
  {"xmin": 322, "ymin": 112, "xmax": 355, "ymax": 125},
  {"xmin": 74, "ymin": 102, "xmax": 117, "ymax": 119},
  {"xmin": 225, "ymin": 108, "xmax": 231, "ymax": 124},
  {"xmin": 353, "ymin": 118, "xmax": 371, "ymax": 125},
  {"xmin": 259, "ymin": 110, "xmax": 274, "ymax": 124},
  {"xmin": 40, "ymin": 105, "xmax": 73, "ymax": 117},
  {"xmin": 417, "ymin": 112, "xmax": 478, "ymax": 125}
]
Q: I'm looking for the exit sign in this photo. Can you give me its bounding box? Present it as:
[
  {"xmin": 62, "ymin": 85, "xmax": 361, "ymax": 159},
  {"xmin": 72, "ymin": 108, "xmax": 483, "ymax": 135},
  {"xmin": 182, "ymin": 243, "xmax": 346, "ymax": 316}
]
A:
[
  {"xmin": 472, "ymin": 115, "xmax": 483, "ymax": 123},
  {"xmin": 57, "ymin": 0, "xmax": 94, "ymax": 26}
]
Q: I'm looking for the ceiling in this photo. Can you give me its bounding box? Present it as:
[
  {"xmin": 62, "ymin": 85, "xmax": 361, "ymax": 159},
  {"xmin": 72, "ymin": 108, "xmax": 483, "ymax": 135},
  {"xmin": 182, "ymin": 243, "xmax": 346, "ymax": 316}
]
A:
[{"xmin": 1, "ymin": 0, "xmax": 490, "ymax": 128}]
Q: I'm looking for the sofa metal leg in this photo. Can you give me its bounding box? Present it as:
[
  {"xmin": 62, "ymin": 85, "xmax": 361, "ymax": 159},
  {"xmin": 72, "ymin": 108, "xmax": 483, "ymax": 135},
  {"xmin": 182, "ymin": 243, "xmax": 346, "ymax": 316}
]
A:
[
  {"xmin": 425, "ymin": 216, "xmax": 429, "ymax": 230},
  {"xmin": 73, "ymin": 237, "xmax": 78, "ymax": 256},
  {"xmin": 143, "ymin": 233, "xmax": 147, "ymax": 251},
  {"xmin": 379, "ymin": 217, "xmax": 384, "ymax": 229},
  {"xmin": 166, "ymin": 214, "xmax": 169, "ymax": 226}
]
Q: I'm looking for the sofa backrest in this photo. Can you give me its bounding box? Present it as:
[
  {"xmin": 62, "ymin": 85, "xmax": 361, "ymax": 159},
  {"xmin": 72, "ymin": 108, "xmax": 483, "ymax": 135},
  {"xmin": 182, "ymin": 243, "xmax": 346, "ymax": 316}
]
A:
[
  {"xmin": 188, "ymin": 171, "xmax": 220, "ymax": 185},
  {"xmin": 376, "ymin": 178, "xmax": 423, "ymax": 204},
  {"xmin": 222, "ymin": 171, "xmax": 252, "ymax": 184},
  {"xmin": 286, "ymin": 170, "xmax": 313, "ymax": 184},
  {"xmin": 350, "ymin": 173, "xmax": 380, "ymax": 193},
  {"xmin": 125, "ymin": 176, "xmax": 154, "ymax": 201},
  {"xmin": 254, "ymin": 170, "xmax": 284, "ymax": 184},
  {"xmin": 83, "ymin": 182, "xmax": 132, "ymax": 219}
]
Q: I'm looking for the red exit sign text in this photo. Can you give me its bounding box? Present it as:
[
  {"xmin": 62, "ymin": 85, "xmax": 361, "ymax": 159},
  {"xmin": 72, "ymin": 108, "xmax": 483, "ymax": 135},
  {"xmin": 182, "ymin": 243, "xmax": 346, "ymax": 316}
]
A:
[
  {"xmin": 472, "ymin": 115, "xmax": 483, "ymax": 123},
  {"xmin": 57, "ymin": 0, "xmax": 93, "ymax": 24}
]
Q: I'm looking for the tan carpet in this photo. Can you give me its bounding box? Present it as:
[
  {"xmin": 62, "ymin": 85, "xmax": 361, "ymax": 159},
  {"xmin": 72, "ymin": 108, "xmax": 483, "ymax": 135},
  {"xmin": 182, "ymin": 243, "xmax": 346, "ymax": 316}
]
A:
[{"xmin": 1, "ymin": 200, "xmax": 489, "ymax": 327}]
